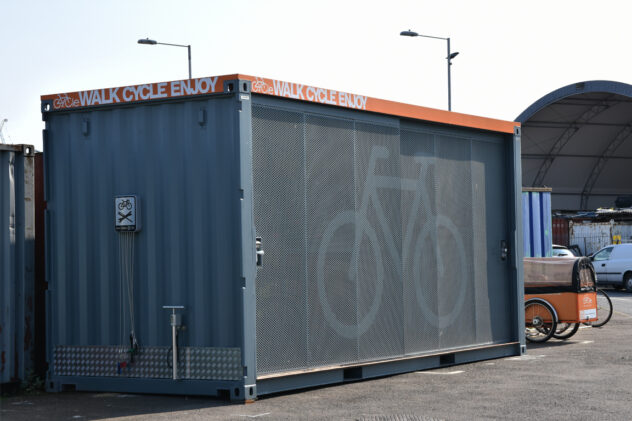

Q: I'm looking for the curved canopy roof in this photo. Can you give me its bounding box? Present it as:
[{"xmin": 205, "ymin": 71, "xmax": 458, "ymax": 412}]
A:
[{"xmin": 518, "ymin": 81, "xmax": 632, "ymax": 211}]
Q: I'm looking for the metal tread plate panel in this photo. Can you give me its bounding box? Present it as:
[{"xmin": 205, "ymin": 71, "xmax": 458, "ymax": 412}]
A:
[{"xmin": 53, "ymin": 345, "xmax": 241, "ymax": 380}]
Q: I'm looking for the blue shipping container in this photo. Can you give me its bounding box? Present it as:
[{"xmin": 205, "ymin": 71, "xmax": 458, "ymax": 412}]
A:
[{"xmin": 522, "ymin": 188, "xmax": 552, "ymax": 257}]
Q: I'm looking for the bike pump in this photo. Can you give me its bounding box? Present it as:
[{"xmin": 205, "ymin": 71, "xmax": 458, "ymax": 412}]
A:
[{"xmin": 162, "ymin": 305, "xmax": 185, "ymax": 380}]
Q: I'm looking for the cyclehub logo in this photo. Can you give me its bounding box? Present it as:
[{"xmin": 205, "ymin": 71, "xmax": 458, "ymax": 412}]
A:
[{"xmin": 53, "ymin": 94, "xmax": 80, "ymax": 109}]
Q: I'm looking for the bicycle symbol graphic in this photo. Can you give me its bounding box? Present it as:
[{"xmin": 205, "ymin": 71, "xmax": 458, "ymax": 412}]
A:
[
  {"xmin": 118, "ymin": 199, "xmax": 132, "ymax": 211},
  {"xmin": 53, "ymin": 94, "xmax": 80, "ymax": 109},
  {"xmin": 316, "ymin": 145, "xmax": 468, "ymax": 338},
  {"xmin": 251, "ymin": 77, "xmax": 274, "ymax": 95}
]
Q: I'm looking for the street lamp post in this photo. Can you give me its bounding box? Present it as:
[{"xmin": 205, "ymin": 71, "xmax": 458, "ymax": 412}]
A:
[
  {"xmin": 138, "ymin": 38, "xmax": 192, "ymax": 79},
  {"xmin": 400, "ymin": 30, "xmax": 459, "ymax": 111}
]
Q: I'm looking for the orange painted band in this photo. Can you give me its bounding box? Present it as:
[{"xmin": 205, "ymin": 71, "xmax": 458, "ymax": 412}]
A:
[{"xmin": 41, "ymin": 73, "xmax": 518, "ymax": 134}]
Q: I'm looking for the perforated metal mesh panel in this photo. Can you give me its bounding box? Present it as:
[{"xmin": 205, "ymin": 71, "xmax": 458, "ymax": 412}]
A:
[
  {"xmin": 401, "ymin": 129, "xmax": 440, "ymax": 353},
  {"xmin": 252, "ymin": 108, "xmax": 308, "ymax": 373},
  {"xmin": 434, "ymin": 135, "xmax": 476, "ymax": 348},
  {"xmin": 305, "ymin": 115, "xmax": 357, "ymax": 366},
  {"xmin": 252, "ymin": 105, "xmax": 512, "ymax": 376},
  {"xmin": 355, "ymin": 122, "xmax": 403, "ymax": 360}
]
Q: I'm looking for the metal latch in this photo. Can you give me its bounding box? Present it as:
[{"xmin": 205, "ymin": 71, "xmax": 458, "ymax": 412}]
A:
[
  {"xmin": 256, "ymin": 237, "xmax": 264, "ymax": 267},
  {"xmin": 501, "ymin": 240, "xmax": 509, "ymax": 261}
]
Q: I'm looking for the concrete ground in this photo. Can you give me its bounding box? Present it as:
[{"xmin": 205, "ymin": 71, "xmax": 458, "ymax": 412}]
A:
[{"xmin": 2, "ymin": 289, "xmax": 632, "ymax": 421}]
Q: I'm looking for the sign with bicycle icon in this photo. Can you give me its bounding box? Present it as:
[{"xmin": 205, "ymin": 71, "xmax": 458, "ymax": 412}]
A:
[{"xmin": 114, "ymin": 195, "xmax": 140, "ymax": 232}]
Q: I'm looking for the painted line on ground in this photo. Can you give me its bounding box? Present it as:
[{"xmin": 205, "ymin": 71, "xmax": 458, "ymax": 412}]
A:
[
  {"xmin": 505, "ymin": 354, "xmax": 546, "ymax": 361},
  {"xmin": 416, "ymin": 370, "xmax": 464, "ymax": 375},
  {"xmin": 234, "ymin": 413, "xmax": 271, "ymax": 418}
]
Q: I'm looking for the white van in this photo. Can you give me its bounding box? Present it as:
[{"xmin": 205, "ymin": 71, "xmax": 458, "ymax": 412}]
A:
[{"xmin": 592, "ymin": 244, "xmax": 632, "ymax": 291}]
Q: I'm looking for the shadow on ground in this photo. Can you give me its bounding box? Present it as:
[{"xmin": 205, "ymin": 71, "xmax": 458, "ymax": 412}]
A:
[{"xmin": 1, "ymin": 391, "xmax": 234, "ymax": 421}]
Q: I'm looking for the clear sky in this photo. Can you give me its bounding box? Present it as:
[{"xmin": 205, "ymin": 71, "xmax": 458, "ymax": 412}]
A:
[{"xmin": 1, "ymin": 0, "xmax": 630, "ymax": 150}]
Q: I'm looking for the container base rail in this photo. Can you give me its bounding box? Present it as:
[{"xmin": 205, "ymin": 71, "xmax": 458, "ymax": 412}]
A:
[{"xmin": 48, "ymin": 342, "xmax": 521, "ymax": 400}]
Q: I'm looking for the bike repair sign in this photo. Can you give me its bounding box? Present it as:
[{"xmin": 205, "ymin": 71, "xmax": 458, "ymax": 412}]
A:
[{"xmin": 115, "ymin": 195, "xmax": 140, "ymax": 232}]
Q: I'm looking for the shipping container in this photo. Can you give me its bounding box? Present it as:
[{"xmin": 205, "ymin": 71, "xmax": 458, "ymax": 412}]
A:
[
  {"xmin": 552, "ymin": 217, "xmax": 569, "ymax": 247},
  {"xmin": 40, "ymin": 74, "xmax": 524, "ymax": 400},
  {"xmin": 522, "ymin": 188, "xmax": 552, "ymax": 257},
  {"xmin": 0, "ymin": 144, "xmax": 35, "ymax": 388}
]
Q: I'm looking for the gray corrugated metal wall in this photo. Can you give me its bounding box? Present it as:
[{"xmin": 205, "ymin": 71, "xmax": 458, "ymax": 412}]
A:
[
  {"xmin": 252, "ymin": 99, "xmax": 517, "ymax": 376},
  {"xmin": 1, "ymin": 144, "xmax": 35, "ymax": 385},
  {"xmin": 45, "ymin": 98, "xmax": 244, "ymax": 355}
]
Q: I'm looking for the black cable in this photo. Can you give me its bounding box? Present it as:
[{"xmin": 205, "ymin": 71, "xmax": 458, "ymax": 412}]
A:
[{"xmin": 166, "ymin": 330, "xmax": 180, "ymax": 369}]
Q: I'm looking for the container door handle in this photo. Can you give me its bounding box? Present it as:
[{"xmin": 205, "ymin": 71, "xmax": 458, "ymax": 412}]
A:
[
  {"xmin": 256, "ymin": 237, "xmax": 264, "ymax": 267},
  {"xmin": 500, "ymin": 240, "xmax": 508, "ymax": 261}
]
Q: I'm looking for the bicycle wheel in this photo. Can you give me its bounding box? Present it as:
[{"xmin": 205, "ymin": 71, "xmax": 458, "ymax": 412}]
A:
[
  {"xmin": 413, "ymin": 215, "xmax": 468, "ymax": 329},
  {"xmin": 316, "ymin": 211, "xmax": 384, "ymax": 339},
  {"xmin": 525, "ymin": 300, "xmax": 557, "ymax": 343},
  {"xmin": 553, "ymin": 323, "xmax": 580, "ymax": 340},
  {"xmin": 591, "ymin": 289, "xmax": 613, "ymax": 328}
]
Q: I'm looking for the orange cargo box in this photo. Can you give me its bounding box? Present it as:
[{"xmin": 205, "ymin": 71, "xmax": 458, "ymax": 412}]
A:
[{"xmin": 524, "ymin": 292, "xmax": 597, "ymax": 323}]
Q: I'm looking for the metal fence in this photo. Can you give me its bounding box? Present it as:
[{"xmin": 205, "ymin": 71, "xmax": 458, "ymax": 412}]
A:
[
  {"xmin": 569, "ymin": 221, "xmax": 632, "ymax": 255},
  {"xmin": 570, "ymin": 235, "xmax": 632, "ymax": 256}
]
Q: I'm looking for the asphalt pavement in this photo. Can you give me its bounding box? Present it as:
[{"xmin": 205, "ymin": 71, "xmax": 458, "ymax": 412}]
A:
[
  {"xmin": 605, "ymin": 289, "xmax": 632, "ymax": 316},
  {"xmin": 3, "ymin": 291, "xmax": 632, "ymax": 421}
]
